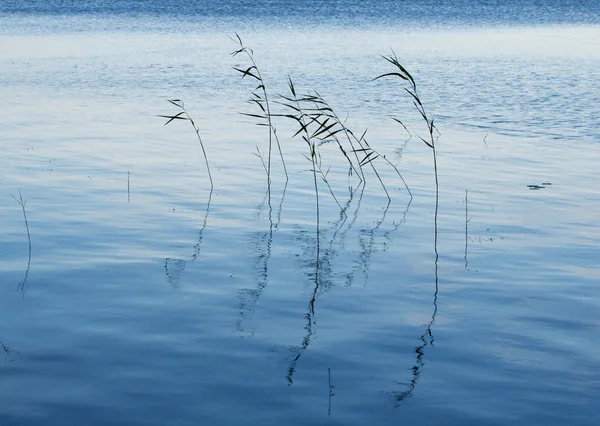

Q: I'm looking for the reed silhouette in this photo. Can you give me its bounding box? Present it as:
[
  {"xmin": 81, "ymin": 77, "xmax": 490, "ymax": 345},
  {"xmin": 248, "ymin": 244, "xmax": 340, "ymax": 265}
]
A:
[
  {"xmin": 375, "ymin": 51, "xmax": 438, "ymax": 252},
  {"xmin": 158, "ymin": 41, "xmax": 443, "ymax": 402},
  {"xmin": 160, "ymin": 99, "xmax": 214, "ymax": 190},
  {"xmin": 232, "ymin": 33, "xmax": 288, "ymax": 199}
]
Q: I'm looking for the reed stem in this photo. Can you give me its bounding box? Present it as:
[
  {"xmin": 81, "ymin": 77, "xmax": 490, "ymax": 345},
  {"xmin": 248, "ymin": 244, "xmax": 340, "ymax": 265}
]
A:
[{"xmin": 159, "ymin": 100, "xmax": 214, "ymax": 190}]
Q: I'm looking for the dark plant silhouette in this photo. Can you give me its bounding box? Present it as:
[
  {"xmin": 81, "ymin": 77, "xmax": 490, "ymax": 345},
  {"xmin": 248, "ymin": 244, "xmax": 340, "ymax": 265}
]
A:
[
  {"xmin": 231, "ymin": 33, "xmax": 288, "ymax": 196},
  {"xmin": 159, "ymin": 99, "xmax": 213, "ymax": 190},
  {"xmin": 375, "ymin": 52, "xmax": 438, "ymax": 250},
  {"xmin": 279, "ymin": 80, "xmax": 412, "ymax": 204}
]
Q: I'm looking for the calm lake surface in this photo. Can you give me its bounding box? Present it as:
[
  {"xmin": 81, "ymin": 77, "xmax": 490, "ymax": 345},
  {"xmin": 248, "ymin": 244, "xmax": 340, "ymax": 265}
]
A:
[{"xmin": 1, "ymin": 1, "xmax": 599, "ymax": 425}]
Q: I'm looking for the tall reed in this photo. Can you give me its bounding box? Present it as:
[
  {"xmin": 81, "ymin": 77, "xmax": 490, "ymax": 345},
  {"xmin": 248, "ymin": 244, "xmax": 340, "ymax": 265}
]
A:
[
  {"xmin": 159, "ymin": 99, "xmax": 214, "ymax": 190},
  {"xmin": 231, "ymin": 34, "xmax": 288, "ymax": 192},
  {"xmin": 375, "ymin": 52, "xmax": 438, "ymax": 244},
  {"xmin": 375, "ymin": 54, "xmax": 440, "ymax": 403}
]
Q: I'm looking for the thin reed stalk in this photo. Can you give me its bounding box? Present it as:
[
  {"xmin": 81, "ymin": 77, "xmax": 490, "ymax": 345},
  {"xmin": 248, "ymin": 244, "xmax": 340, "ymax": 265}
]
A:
[
  {"xmin": 280, "ymin": 86, "xmax": 411, "ymax": 203},
  {"xmin": 375, "ymin": 54, "xmax": 440, "ymax": 404},
  {"xmin": 279, "ymin": 77, "xmax": 344, "ymax": 213},
  {"xmin": 350, "ymin": 128, "xmax": 413, "ymax": 203},
  {"xmin": 307, "ymin": 93, "xmax": 367, "ymax": 185},
  {"xmin": 375, "ymin": 52, "xmax": 438, "ymax": 249},
  {"xmin": 231, "ymin": 34, "xmax": 288, "ymax": 191},
  {"xmin": 159, "ymin": 99, "xmax": 214, "ymax": 190}
]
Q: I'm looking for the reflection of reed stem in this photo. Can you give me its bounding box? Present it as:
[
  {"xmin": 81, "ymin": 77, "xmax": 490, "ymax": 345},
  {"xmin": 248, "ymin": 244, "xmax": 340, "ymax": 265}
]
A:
[
  {"xmin": 465, "ymin": 189, "xmax": 469, "ymax": 270},
  {"xmin": 328, "ymin": 367, "xmax": 334, "ymax": 416},
  {"xmin": 313, "ymin": 159, "xmax": 320, "ymax": 241},
  {"xmin": 2, "ymin": 342, "xmax": 18, "ymax": 361},
  {"xmin": 11, "ymin": 191, "xmax": 31, "ymax": 294},
  {"xmin": 393, "ymin": 260, "xmax": 438, "ymax": 403},
  {"xmin": 309, "ymin": 159, "xmax": 321, "ymax": 321},
  {"xmin": 433, "ymin": 144, "xmax": 439, "ymax": 260},
  {"xmin": 287, "ymin": 225, "xmax": 321, "ymax": 385},
  {"xmin": 287, "ymin": 291, "xmax": 315, "ymax": 384},
  {"xmin": 193, "ymin": 188, "xmax": 213, "ymax": 262},
  {"xmin": 237, "ymin": 183, "xmax": 286, "ymax": 333}
]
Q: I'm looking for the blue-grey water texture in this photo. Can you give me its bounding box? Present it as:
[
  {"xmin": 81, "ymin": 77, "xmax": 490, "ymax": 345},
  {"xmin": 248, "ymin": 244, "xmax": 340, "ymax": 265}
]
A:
[
  {"xmin": 2, "ymin": 0, "xmax": 600, "ymax": 26},
  {"xmin": 1, "ymin": 1, "xmax": 600, "ymax": 425}
]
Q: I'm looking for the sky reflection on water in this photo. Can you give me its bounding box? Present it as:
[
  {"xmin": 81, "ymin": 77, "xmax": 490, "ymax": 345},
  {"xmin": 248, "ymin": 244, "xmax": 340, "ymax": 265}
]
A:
[{"xmin": 1, "ymin": 6, "xmax": 600, "ymax": 425}]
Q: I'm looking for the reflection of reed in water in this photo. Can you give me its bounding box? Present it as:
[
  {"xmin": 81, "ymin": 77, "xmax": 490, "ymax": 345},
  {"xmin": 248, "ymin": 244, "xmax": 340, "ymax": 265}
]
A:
[
  {"xmin": 392, "ymin": 173, "xmax": 439, "ymax": 403},
  {"xmin": 237, "ymin": 184, "xmax": 286, "ymax": 334},
  {"xmin": 286, "ymin": 179, "xmax": 354, "ymax": 383},
  {"xmin": 192, "ymin": 189, "xmax": 213, "ymax": 262},
  {"xmin": 393, "ymin": 266, "xmax": 438, "ymax": 402},
  {"xmin": 465, "ymin": 189, "xmax": 469, "ymax": 270},
  {"xmin": 286, "ymin": 225, "xmax": 327, "ymax": 384},
  {"xmin": 286, "ymin": 189, "xmax": 411, "ymax": 384},
  {"xmin": 375, "ymin": 53, "xmax": 441, "ymax": 404},
  {"xmin": 165, "ymin": 258, "xmax": 185, "ymax": 289},
  {"xmin": 350, "ymin": 200, "xmax": 391, "ymax": 286},
  {"xmin": 226, "ymin": 50, "xmax": 422, "ymax": 385},
  {"xmin": 163, "ymin": 190, "xmax": 212, "ymax": 288},
  {"xmin": 342, "ymin": 192, "xmax": 411, "ymax": 288},
  {"xmin": 328, "ymin": 367, "xmax": 335, "ymax": 416},
  {"xmin": 2, "ymin": 342, "xmax": 18, "ymax": 362},
  {"xmin": 11, "ymin": 191, "xmax": 31, "ymax": 295}
]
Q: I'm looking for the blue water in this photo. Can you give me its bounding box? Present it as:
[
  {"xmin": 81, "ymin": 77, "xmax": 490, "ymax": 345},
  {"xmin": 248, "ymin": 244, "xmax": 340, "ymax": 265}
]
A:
[
  {"xmin": 2, "ymin": 0, "xmax": 600, "ymax": 26},
  {"xmin": 1, "ymin": 1, "xmax": 600, "ymax": 425}
]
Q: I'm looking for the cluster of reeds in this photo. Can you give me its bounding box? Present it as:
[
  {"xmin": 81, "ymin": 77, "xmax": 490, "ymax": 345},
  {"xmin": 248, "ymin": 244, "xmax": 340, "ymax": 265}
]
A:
[
  {"xmin": 278, "ymin": 78, "xmax": 413, "ymax": 205},
  {"xmin": 160, "ymin": 37, "xmax": 437, "ymax": 227},
  {"xmin": 231, "ymin": 33, "xmax": 288, "ymax": 193},
  {"xmin": 160, "ymin": 39, "xmax": 439, "ymax": 334}
]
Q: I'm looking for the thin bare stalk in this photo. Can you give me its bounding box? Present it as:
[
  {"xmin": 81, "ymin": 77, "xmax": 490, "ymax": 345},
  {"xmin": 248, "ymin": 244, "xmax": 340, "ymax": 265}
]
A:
[
  {"xmin": 379, "ymin": 153, "xmax": 413, "ymax": 199},
  {"xmin": 366, "ymin": 156, "xmax": 391, "ymax": 204},
  {"xmin": 353, "ymin": 128, "xmax": 412, "ymax": 199},
  {"xmin": 253, "ymin": 145, "xmax": 268, "ymax": 175}
]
